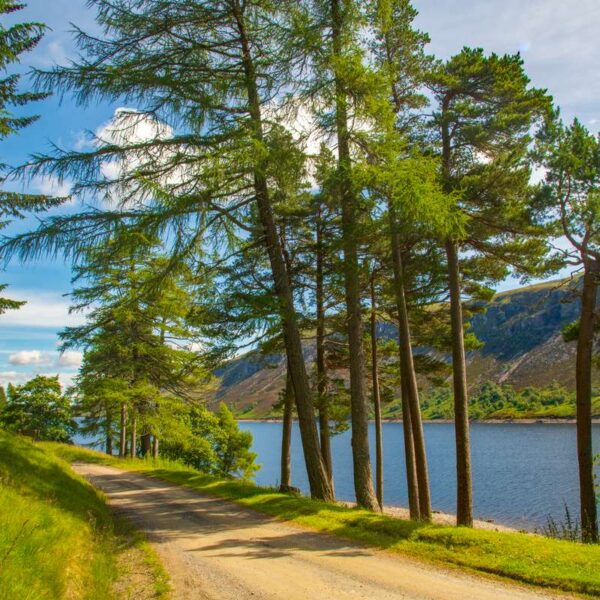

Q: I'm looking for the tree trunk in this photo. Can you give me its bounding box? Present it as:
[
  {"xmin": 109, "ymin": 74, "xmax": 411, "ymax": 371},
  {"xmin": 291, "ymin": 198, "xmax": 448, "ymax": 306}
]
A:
[
  {"xmin": 234, "ymin": 3, "xmax": 334, "ymax": 502},
  {"xmin": 280, "ymin": 367, "xmax": 294, "ymax": 492},
  {"xmin": 400, "ymin": 375, "xmax": 420, "ymax": 519},
  {"xmin": 130, "ymin": 416, "xmax": 137, "ymax": 459},
  {"xmin": 316, "ymin": 212, "xmax": 334, "ymax": 482},
  {"xmin": 576, "ymin": 261, "xmax": 599, "ymax": 542},
  {"xmin": 445, "ymin": 240, "xmax": 474, "ymax": 527},
  {"xmin": 389, "ymin": 208, "xmax": 431, "ymax": 520},
  {"xmin": 370, "ymin": 275, "xmax": 384, "ymax": 509},
  {"xmin": 105, "ymin": 402, "xmax": 113, "ymax": 455},
  {"xmin": 152, "ymin": 435, "xmax": 159, "ymax": 460},
  {"xmin": 119, "ymin": 402, "xmax": 127, "ymax": 458},
  {"xmin": 330, "ymin": 0, "xmax": 378, "ymax": 511},
  {"xmin": 141, "ymin": 433, "xmax": 152, "ymax": 457}
]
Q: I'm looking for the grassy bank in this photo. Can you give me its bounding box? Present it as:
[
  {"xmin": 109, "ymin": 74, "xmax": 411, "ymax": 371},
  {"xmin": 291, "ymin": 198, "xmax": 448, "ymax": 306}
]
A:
[
  {"xmin": 49, "ymin": 443, "xmax": 600, "ymax": 598},
  {"xmin": 0, "ymin": 431, "xmax": 169, "ymax": 600}
]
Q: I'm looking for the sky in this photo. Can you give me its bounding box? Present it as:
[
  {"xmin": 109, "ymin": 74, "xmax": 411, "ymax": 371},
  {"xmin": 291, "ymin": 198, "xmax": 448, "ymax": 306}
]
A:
[{"xmin": 1, "ymin": 0, "xmax": 599, "ymax": 388}]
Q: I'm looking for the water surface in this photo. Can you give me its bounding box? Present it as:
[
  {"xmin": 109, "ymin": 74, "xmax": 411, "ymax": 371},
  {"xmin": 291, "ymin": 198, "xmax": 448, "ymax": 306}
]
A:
[{"xmin": 240, "ymin": 421, "xmax": 600, "ymax": 530}]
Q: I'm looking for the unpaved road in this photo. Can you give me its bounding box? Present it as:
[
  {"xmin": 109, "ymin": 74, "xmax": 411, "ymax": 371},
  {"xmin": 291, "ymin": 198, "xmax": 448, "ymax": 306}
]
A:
[{"xmin": 74, "ymin": 463, "xmax": 572, "ymax": 600}]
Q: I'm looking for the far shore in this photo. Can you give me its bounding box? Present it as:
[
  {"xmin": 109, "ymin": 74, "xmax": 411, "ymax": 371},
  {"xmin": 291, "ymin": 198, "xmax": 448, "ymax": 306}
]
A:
[{"xmin": 238, "ymin": 417, "xmax": 600, "ymax": 424}]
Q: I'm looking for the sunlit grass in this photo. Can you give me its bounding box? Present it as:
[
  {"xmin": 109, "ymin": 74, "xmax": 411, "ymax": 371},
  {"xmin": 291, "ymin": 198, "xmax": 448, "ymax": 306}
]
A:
[
  {"xmin": 49, "ymin": 442, "xmax": 600, "ymax": 598},
  {"xmin": 0, "ymin": 432, "xmax": 169, "ymax": 599}
]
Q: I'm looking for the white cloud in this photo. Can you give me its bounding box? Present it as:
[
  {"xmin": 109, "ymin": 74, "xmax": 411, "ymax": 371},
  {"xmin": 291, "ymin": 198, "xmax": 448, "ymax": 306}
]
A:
[
  {"xmin": 0, "ymin": 371, "xmax": 31, "ymax": 387},
  {"xmin": 72, "ymin": 130, "xmax": 93, "ymax": 152},
  {"xmin": 9, "ymin": 350, "xmax": 54, "ymax": 366},
  {"xmin": 0, "ymin": 290, "xmax": 87, "ymax": 329},
  {"xmin": 57, "ymin": 350, "xmax": 83, "ymax": 368},
  {"xmin": 0, "ymin": 370, "xmax": 77, "ymax": 390}
]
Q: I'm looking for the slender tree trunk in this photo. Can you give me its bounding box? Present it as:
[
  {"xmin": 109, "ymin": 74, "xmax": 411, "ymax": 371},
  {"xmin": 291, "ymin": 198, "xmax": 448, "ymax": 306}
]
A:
[
  {"xmin": 234, "ymin": 3, "xmax": 334, "ymax": 502},
  {"xmin": 141, "ymin": 433, "xmax": 152, "ymax": 457},
  {"xmin": 130, "ymin": 416, "xmax": 137, "ymax": 459},
  {"xmin": 389, "ymin": 208, "xmax": 431, "ymax": 520},
  {"xmin": 105, "ymin": 402, "xmax": 113, "ymax": 455},
  {"xmin": 316, "ymin": 212, "xmax": 334, "ymax": 482},
  {"xmin": 280, "ymin": 367, "xmax": 294, "ymax": 492},
  {"xmin": 385, "ymin": 23, "xmax": 424, "ymax": 520},
  {"xmin": 119, "ymin": 402, "xmax": 127, "ymax": 458},
  {"xmin": 330, "ymin": 0, "xmax": 378, "ymax": 511},
  {"xmin": 445, "ymin": 240, "xmax": 474, "ymax": 527},
  {"xmin": 576, "ymin": 261, "xmax": 599, "ymax": 542},
  {"xmin": 400, "ymin": 376, "xmax": 420, "ymax": 519},
  {"xmin": 370, "ymin": 275, "xmax": 384, "ymax": 509},
  {"xmin": 152, "ymin": 435, "xmax": 159, "ymax": 460}
]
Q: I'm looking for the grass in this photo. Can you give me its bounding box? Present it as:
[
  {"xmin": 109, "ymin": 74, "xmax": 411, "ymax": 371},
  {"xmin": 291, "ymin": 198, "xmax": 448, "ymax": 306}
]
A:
[
  {"xmin": 48, "ymin": 442, "xmax": 600, "ymax": 598},
  {"xmin": 0, "ymin": 431, "xmax": 170, "ymax": 600}
]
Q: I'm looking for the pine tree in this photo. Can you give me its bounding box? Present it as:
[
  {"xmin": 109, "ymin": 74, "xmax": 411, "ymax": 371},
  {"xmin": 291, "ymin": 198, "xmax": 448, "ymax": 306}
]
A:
[
  {"xmin": 536, "ymin": 114, "xmax": 600, "ymax": 542},
  {"xmin": 427, "ymin": 48, "xmax": 551, "ymax": 526}
]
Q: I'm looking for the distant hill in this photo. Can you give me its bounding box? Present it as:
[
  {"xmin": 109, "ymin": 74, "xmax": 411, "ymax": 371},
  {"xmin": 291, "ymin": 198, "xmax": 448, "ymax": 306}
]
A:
[{"xmin": 211, "ymin": 279, "xmax": 590, "ymax": 417}]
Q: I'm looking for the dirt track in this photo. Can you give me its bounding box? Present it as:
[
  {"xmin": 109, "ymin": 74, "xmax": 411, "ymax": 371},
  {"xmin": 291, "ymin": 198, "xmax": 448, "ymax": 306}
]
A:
[{"xmin": 73, "ymin": 463, "xmax": 572, "ymax": 600}]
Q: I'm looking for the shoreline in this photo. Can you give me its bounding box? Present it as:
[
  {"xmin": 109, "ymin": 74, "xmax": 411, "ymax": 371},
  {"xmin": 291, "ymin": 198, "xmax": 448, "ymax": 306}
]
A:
[
  {"xmin": 238, "ymin": 417, "xmax": 600, "ymax": 424},
  {"xmin": 339, "ymin": 502, "xmax": 522, "ymax": 533}
]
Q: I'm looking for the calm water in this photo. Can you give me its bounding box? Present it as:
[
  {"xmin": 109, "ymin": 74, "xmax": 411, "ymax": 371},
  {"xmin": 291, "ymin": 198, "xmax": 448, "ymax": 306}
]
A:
[{"xmin": 240, "ymin": 421, "xmax": 600, "ymax": 530}]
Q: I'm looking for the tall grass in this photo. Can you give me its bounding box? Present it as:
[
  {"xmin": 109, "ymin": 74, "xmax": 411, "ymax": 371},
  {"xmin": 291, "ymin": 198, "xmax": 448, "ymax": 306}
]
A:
[
  {"xmin": 0, "ymin": 431, "xmax": 170, "ymax": 599},
  {"xmin": 0, "ymin": 431, "xmax": 118, "ymax": 599}
]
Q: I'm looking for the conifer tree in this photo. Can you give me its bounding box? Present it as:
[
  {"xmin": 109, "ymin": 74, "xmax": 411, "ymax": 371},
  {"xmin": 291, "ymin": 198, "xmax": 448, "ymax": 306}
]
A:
[
  {"xmin": 0, "ymin": 1, "xmax": 53, "ymax": 313},
  {"xmin": 428, "ymin": 48, "xmax": 550, "ymax": 526},
  {"xmin": 536, "ymin": 114, "xmax": 600, "ymax": 542},
  {"xmin": 1, "ymin": 0, "xmax": 334, "ymax": 501},
  {"xmin": 299, "ymin": 0, "xmax": 393, "ymax": 511},
  {"xmin": 369, "ymin": 0, "xmax": 438, "ymax": 520}
]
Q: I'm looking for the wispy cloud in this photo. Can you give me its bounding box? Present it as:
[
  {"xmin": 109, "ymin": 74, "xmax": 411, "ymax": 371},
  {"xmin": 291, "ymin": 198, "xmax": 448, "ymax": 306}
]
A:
[
  {"xmin": 0, "ymin": 370, "xmax": 77, "ymax": 389},
  {"xmin": 0, "ymin": 290, "xmax": 86, "ymax": 329},
  {"xmin": 31, "ymin": 175, "xmax": 72, "ymax": 198}
]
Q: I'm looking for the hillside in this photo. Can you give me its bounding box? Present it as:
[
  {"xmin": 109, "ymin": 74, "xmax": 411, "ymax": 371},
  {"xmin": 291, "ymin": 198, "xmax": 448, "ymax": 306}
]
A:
[
  {"xmin": 211, "ymin": 279, "xmax": 590, "ymax": 417},
  {"xmin": 0, "ymin": 432, "xmax": 168, "ymax": 599}
]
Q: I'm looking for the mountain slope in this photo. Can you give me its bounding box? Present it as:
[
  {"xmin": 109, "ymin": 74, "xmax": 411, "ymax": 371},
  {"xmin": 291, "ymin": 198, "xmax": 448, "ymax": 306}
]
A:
[{"xmin": 211, "ymin": 279, "xmax": 589, "ymax": 417}]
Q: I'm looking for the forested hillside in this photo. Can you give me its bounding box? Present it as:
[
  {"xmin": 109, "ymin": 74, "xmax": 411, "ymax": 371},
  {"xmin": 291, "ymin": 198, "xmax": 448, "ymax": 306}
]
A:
[{"xmin": 213, "ymin": 279, "xmax": 590, "ymax": 417}]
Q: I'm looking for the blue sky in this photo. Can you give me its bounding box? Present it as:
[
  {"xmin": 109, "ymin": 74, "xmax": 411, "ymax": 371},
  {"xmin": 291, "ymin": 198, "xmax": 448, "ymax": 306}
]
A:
[{"xmin": 1, "ymin": 0, "xmax": 599, "ymax": 388}]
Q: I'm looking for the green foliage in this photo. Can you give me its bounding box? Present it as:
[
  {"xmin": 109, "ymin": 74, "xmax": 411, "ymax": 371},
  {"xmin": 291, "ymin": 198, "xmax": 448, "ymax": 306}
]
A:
[
  {"xmin": 0, "ymin": 0, "xmax": 47, "ymax": 140},
  {"xmin": 0, "ymin": 2, "xmax": 57, "ymax": 313},
  {"xmin": 213, "ymin": 403, "xmax": 258, "ymax": 480},
  {"xmin": 0, "ymin": 375, "xmax": 75, "ymax": 441},
  {"xmin": 416, "ymin": 382, "xmax": 580, "ymax": 421},
  {"xmin": 536, "ymin": 113, "xmax": 600, "ymax": 264},
  {"xmin": 161, "ymin": 402, "xmax": 257, "ymax": 480}
]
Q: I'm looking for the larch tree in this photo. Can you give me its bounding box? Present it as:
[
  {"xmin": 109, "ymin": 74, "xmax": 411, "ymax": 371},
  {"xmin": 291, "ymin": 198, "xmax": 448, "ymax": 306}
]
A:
[
  {"xmin": 369, "ymin": 0, "xmax": 439, "ymax": 521},
  {"xmin": 299, "ymin": 0, "xmax": 393, "ymax": 511},
  {"xmin": 0, "ymin": 0, "xmax": 54, "ymax": 314},
  {"xmin": 1, "ymin": 0, "xmax": 334, "ymax": 501}
]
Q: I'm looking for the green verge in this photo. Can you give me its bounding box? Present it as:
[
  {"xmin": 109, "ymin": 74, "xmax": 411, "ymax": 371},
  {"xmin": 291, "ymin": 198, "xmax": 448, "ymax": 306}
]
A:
[
  {"xmin": 0, "ymin": 431, "xmax": 170, "ymax": 600},
  {"xmin": 47, "ymin": 442, "xmax": 600, "ymax": 598}
]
